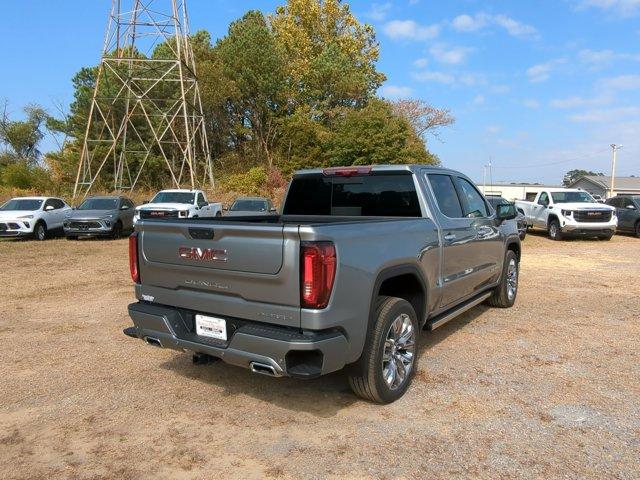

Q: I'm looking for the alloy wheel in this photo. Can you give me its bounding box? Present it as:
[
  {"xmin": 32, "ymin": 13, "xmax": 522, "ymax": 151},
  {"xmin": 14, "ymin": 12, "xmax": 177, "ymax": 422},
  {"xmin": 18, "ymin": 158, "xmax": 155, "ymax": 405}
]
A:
[
  {"xmin": 382, "ymin": 313, "xmax": 416, "ymax": 390},
  {"xmin": 506, "ymin": 258, "xmax": 518, "ymax": 301}
]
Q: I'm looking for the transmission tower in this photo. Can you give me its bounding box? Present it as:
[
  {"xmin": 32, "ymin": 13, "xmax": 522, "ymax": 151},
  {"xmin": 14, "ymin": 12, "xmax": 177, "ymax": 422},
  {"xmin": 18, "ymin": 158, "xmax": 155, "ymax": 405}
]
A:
[{"xmin": 73, "ymin": 0, "xmax": 213, "ymax": 199}]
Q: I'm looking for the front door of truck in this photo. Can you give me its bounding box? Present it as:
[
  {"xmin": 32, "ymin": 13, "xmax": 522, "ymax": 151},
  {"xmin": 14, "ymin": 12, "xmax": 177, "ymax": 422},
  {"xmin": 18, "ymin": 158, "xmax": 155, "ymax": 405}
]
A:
[
  {"xmin": 426, "ymin": 173, "xmax": 484, "ymax": 307},
  {"xmin": 533, "ymin": 192, "xmax": 550, "ymax": 228}
]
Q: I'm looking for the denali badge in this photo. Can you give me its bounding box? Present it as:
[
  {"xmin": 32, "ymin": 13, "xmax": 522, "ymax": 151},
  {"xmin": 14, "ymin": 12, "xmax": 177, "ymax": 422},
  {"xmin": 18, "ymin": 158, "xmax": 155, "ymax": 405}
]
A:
[{"xmin": 179, "ymin": 246, "xmax": 228, "ymax": 262}]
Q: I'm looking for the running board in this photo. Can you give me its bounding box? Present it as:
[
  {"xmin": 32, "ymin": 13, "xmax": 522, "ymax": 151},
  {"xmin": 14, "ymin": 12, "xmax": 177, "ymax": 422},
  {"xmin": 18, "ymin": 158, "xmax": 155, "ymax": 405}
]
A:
[{"xmin": 426, "ymin": 291, "xmax": 492, "ymax": 331}]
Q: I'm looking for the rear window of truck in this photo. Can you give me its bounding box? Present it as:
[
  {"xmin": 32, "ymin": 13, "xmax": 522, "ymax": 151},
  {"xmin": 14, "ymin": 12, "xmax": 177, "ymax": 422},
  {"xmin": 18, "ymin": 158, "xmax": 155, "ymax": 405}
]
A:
[{"xmin": 283, "ymin": 173, "xmax": 421, "ymax": 217}]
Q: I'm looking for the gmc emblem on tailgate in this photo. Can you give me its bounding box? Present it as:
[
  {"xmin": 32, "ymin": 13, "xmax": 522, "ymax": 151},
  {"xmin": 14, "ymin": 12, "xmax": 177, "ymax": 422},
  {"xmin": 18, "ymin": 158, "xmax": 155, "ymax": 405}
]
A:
[{"xmin": 178, "ymin": 247, "xmax": 228, "ymax": 262}]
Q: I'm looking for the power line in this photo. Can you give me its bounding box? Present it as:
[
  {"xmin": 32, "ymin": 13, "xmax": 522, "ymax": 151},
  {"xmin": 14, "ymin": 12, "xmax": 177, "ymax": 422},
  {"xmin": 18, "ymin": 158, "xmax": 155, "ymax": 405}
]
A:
[{"xmin": 489, "ymin": 149, "xmax": 610, "ymax": 169}]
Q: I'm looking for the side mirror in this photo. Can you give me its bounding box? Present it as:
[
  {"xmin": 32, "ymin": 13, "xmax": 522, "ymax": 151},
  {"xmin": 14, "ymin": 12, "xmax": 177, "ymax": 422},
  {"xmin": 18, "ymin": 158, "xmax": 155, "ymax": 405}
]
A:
[
  {"xmin": 223, "ymin": 205, "xmax": 229, "ymax": 211},
  {"xmin": 45, "ymin": 205, "xmax": 54, "ymax": 211},
  {"xmin": 198, "ymin": 202, "xmax": 208, "ymax": 207},
  {"xmin": 496, "ymin": 203, "xmax": 517, "ymax": 221}
]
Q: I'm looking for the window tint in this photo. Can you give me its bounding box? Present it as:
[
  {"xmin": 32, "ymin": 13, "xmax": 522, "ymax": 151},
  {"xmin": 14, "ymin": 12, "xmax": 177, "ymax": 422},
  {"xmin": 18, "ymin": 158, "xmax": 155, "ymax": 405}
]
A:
[
  {"xmin": 124, "ymin": 199, "xmax": 135, "ymax": 208},
  {"xmin": 456, "ymin": 178, "xmax": 489, "ymax": 218},
  {"xmin": 283, "ymin": 173, "xmax": 421, "ymax": 217},
  {"xmin": 538, "ymin": 192, "xmax": 549, "ymax": 206},
  {"xmin": 525, "ymin": 192, "xmax": 537, "ymax": 202},
  {"xmin": 196, "ymin": 193, "xmax": 205, "ymax": 205},
  {"xmin": 427, "ymin": 174, "xmax": 463, "ymax": 218}
]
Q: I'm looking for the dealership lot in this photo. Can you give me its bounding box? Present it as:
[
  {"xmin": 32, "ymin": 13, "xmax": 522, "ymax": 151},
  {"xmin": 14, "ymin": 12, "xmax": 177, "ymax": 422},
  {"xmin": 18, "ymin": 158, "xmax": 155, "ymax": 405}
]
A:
[{"xmin": 0, "ymin": 234, "xmax": 638, "ymax": 479}]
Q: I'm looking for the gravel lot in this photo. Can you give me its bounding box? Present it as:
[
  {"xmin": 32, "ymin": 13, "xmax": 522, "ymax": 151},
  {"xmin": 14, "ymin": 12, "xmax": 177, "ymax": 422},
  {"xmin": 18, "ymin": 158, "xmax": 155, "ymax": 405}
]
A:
[{"xmin": 0, "ymin": 232, "xmax": 638, "ymax": 479}]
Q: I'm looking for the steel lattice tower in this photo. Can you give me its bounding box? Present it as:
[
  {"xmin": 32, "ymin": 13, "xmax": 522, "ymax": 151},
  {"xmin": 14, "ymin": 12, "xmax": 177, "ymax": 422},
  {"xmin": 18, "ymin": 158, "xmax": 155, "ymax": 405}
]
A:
[{"xmin": 73, "ymin": 0, "xmax": 213, "ymax": 199}]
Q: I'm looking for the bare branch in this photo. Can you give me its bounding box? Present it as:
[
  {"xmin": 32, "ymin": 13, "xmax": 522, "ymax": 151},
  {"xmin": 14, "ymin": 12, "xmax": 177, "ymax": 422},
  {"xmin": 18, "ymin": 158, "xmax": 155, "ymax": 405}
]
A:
[{"xmin": 391, "ymin": 99, "xmax": 455, "ymax": 142}]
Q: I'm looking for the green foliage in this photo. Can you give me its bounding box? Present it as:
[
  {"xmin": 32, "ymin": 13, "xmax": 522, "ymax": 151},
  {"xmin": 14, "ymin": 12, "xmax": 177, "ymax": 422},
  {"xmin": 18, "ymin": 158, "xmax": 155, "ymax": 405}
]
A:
[
  {"xmin": 222, "ymin": 166, "xmax": 269, "ymax": 196},
  {"xmin": 45, "ymin": 0, "xmax": 446, "ymax": 196},
  {"xmin": 0, "ymin": 161, "xmax": 52, "ymax": 190}
]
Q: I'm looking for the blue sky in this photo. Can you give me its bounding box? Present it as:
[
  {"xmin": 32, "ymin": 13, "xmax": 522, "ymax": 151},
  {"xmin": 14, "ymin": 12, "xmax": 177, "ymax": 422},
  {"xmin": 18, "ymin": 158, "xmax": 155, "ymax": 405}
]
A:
[{"xmin": 1, "ymin": 0, "xmax": 639, "ymax": 183}]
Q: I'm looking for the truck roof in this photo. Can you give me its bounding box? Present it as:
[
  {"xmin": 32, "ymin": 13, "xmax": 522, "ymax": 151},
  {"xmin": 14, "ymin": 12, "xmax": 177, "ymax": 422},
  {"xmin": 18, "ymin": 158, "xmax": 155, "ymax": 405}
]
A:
[
  {"xmin": 294, "ymin": 164, "xmax": 456, "ymax": 176},
  {"xmin": 157, "ymin": 189, "xmax": 202, "ymax": 193}
]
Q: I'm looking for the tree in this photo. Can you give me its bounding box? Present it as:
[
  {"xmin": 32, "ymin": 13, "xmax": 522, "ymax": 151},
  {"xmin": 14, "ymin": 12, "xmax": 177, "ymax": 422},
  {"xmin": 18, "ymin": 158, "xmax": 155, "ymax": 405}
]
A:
[
  {"xmin": 562, "ymin": 169, "xmax": 603, "ymax": 187},
  {"xmin": 0, "ymin": 103, "xmax": 49, "ymax": 166},
  {"xmin": 390, "ymin": 99, "xmax": 455, "ymax": 142},
  {"xmin": 325, "ymin": 99, "xmax": 439, "ymax": 167},
  {"xmin": 270, "ymin": 0, "xmax": 386, "ymax": 110}
]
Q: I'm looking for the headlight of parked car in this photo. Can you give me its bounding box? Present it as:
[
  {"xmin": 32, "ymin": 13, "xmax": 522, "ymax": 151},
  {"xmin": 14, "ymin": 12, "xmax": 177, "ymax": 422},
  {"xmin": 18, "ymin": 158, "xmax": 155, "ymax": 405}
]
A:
[
  {"xmin": 561, "ymin": 209, "xmax": 573, "ymax": 216},
  {"xmin": 18, "ymin": 215, "xmax": 34, "ymax": 219}
]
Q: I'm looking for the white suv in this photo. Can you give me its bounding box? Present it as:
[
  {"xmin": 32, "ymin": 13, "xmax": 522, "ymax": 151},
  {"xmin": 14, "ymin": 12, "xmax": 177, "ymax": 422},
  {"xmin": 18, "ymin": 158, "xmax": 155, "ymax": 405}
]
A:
[{"xmin": 0, "ymin": 197, "xmax": 72, "ymax": 240}]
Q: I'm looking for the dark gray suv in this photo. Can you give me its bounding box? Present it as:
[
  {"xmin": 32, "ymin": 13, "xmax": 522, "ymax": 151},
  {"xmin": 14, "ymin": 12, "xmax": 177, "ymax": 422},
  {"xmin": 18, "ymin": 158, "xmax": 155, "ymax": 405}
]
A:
[{"xmin": 64, "ymin": 196, "xmax": 136, "ymax": 239}]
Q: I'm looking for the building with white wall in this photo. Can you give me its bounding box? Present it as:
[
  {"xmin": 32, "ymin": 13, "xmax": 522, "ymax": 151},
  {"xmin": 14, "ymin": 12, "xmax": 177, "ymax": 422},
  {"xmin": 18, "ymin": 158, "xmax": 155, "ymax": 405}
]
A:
[{"xmin": 476, "ymin": 182, "xmax": 561, "ymax": 201}]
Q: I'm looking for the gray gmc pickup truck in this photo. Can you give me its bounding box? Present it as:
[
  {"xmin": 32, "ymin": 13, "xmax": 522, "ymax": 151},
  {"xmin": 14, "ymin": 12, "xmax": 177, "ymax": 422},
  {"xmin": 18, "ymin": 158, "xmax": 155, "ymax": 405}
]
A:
[{"xmin": 124, "ymin": 165, "xmax": 521, "ymax": 403}]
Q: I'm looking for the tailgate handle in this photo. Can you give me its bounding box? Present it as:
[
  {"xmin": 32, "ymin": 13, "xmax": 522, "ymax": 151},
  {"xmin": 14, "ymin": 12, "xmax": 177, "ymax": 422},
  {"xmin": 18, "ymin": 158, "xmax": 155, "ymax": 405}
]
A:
[{"xmin": 188, "ymin": 228, "xmax": 215, "ymax": 240}]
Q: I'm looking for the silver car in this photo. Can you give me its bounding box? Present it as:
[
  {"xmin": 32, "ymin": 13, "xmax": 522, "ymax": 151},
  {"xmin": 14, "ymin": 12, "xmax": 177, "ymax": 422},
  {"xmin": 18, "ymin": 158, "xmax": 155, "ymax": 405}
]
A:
[{"xmin": 64, "ymin": 196, "xmax": 136, "ymax": 239}]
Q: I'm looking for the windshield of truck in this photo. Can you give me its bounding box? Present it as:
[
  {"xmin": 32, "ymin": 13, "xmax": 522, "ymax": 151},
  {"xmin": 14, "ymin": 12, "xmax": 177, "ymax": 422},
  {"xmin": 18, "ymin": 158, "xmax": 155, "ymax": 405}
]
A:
[
  {"xmin": 230, "ymin": 199, "xmax": 268, "ymax": 212},
  {"xmin": 487, "ymin": 196, "xmax": 510, "ymax": 207},
  {"xmin": 283, "ymin": 173, "xmax": 421, "ymax": 217},
  {"xmin": 78, "ymin": 198, "xmax": 118, "ymax": 210},
  {"xmin": 151, "ymin": 192, "xmax": 195, "ymax": 204},
  {"xmin": 551, "ymin": 191, "xmax": 595, "ymax": 203},
  {"xmin": 0, "ymin": 199, "xmax": 43, "ymax": 211}
]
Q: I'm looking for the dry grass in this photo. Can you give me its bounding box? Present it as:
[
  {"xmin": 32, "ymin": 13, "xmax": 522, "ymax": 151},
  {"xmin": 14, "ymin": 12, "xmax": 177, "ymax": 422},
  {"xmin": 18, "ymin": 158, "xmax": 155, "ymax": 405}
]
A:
[{"xmin": 0, "ymin": 232, "xmax": 639, "ymax": 479}]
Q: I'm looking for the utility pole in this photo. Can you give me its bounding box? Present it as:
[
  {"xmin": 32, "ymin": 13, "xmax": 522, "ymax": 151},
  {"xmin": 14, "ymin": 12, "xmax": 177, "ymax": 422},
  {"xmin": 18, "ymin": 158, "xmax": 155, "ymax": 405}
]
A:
[{"xmin": 609, "ymin": 144, "xmax": 622, "ymax": 198}]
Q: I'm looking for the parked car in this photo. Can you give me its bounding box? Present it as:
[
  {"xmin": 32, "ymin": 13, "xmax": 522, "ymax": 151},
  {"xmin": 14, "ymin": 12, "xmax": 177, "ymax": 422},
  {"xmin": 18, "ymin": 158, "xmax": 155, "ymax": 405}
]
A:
[
  {"xmin": 606, "ymin": 195, "xmax": 640, "ymax": 237},
  {"xmin": 591, "ymin": 194, "xmax": 605, "ymax": 203},
  {"xmin": 134, "ymin": 189, "xmax": 222, "ymax": 223},
  {"xmin": 0, "ymin": 197, "xmax": 71, "ymax": 240},
  {"xmin": 225, "ymin": 197, "xmax": 276, "ymax": 216},
  {"xmin": 123, "ymin": 165, "xmax": 521, "ymax": 403},
  {"xmin": 515, "ymin": 189, "xmax": 617, "ymax": 240},
  {"xmin": 64, "ymin": 196, "xmax": 135, "ymax": 239},
  {"xmin": 486, "ymin": 195, "xmax": 527, "ymax": 240}
]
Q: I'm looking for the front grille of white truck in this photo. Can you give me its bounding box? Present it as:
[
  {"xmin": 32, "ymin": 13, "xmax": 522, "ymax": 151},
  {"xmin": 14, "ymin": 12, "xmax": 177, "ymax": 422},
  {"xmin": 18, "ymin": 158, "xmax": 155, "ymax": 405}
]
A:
[{"xmin": 573, "ymin": 211, "xmax": 612, "ymax": 223}]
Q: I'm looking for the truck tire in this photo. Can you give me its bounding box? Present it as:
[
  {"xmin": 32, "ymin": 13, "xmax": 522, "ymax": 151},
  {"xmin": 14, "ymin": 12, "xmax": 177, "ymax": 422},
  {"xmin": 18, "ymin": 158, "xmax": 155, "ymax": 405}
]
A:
[
  {"xmin": 34, "ymin": 221, "xmax": 47, "ymax": 241},
  {"xmin": 548, "ymin": 218, "xmax": 563, "ymax": 241},
  {"xmin": 347, "ymin": 297, "xmax": 419, "ymax": 404},
  {"xmin": 635, "ymin": 221, "xmax": 640, "ymax": 238},
  {"xmin": 487, "ymin": 250, "xmax": 519, "ymax": 308}
]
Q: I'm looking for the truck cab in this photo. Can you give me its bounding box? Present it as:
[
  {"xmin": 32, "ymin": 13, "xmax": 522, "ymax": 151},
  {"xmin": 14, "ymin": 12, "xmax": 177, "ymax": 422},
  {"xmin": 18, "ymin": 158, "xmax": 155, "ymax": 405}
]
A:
[{"xmin": 134, "ymin": 189, "xmax": 222, "ymax": 223}]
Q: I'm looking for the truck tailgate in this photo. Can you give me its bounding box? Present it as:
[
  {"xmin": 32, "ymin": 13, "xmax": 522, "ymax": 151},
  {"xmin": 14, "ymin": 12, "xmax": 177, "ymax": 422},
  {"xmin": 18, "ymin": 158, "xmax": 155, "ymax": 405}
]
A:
[{"xmin": 137, "ymin": 220, "xmax": 302, "ymax": 327}]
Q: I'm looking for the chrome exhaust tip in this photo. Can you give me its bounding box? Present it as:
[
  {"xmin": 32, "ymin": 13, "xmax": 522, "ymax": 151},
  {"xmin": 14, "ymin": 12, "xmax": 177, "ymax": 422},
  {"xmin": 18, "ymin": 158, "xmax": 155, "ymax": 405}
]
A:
[
  {"xmin": 250, "ymin": 362, "xmax": 281, "ymax": 377},
  {"xmin": 144, "ymin": 336, "xmax": 162, "ymax": 348}
]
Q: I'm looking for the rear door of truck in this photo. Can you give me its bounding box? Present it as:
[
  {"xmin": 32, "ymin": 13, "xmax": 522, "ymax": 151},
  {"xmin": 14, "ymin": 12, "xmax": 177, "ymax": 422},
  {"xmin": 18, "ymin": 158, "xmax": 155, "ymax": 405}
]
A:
[{"xmin": 137, "ymin": 219, "xmax": 302, "ymax": 328}]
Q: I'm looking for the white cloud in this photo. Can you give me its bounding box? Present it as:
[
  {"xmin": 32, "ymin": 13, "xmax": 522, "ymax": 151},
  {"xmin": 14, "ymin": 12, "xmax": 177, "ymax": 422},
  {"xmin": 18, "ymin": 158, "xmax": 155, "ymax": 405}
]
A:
[
  {"xmin": 523, "ymin": 99, "xmax": 540, "ymax": 109},
  {"xmin": 430, "ymin": 44, "xmax": 473, "ymax": 65},
  {"xmin": 576, "ymin": 0, "xmax": 640, "ymax": 17},
  {"xmin": 578, "ymin": 49, "xmax": 640, "ymax": 69},
  {"xmin": 367, "ymin": 3, "xmax": 393, "ymax": 21},
  {"xmin": 569, "ymin": 106, "xmax": 640, "ymax": 122},
  {"xmin": 411, "ymin": 71, "xmax": 456, "ymax": 84},
  {"xmin": 526, "ymin": 58, "xmax": 566, "ymax": 83},
  {"xmin": 599, "ymin": 74, "xmax": 640, "ymax": 91},
  {"xmin": 451, "ymin": 13, "xmax": 538, "ymax": 38},
  {"xmin": 413, "ymin": 58, "xmax": 429, "ymax": 68},
  {"xmin": 380, "ymin": 84, "xmax": 414, "ymax": 99},
  {"xmin": 473, "ymin": 95, "xmax": 486, "ymax": 106},
  {"xmin": 383, "ymin": 20, "xmax": 440, "ymax": 41},
  {"xmin": 486, "ymin": 125, "xmax": 502, "ymax": 134},
  {"xmin": 550, "ymin": 95, "xmax": 612, "ymax": 109}
]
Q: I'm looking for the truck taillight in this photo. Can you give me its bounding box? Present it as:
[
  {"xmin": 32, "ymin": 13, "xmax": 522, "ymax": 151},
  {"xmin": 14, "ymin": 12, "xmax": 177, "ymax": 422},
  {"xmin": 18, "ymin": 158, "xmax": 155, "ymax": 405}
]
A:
[
  {"xmin": 301, "ymin": 242, "xmax": 336, "ymax": 309},
  {"xmin": 129, "ymin": 232, "xmax": 140, "ymax": 283}
]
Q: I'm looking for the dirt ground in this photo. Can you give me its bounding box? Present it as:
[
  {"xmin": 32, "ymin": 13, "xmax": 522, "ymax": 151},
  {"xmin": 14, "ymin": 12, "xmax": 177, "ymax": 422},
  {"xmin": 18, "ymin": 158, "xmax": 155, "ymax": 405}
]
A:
[{"xmin": 0, "ymin": 231, "xmax": 638, "ymax": 479}]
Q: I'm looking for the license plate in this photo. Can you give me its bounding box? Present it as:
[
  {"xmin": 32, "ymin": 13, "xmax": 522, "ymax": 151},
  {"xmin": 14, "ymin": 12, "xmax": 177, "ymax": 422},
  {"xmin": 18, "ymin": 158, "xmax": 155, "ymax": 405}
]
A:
[{"xmin": 195, "ymin": 314, "xmax": 227, "ymax": 340}]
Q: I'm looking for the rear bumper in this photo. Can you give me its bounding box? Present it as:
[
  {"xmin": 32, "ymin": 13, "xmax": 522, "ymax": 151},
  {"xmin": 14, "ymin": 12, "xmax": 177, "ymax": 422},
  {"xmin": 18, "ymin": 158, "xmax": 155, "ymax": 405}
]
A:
[{"xmin": 125, "ymin": 302, "xmax": 349, "ymax": 378}]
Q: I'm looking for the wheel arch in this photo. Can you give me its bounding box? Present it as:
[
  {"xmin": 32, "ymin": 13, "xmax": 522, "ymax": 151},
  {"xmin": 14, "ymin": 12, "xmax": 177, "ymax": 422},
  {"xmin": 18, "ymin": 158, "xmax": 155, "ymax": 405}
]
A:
[{"xmin": 369, "ymin": 265, "xmax": 428, "ymax": 329}]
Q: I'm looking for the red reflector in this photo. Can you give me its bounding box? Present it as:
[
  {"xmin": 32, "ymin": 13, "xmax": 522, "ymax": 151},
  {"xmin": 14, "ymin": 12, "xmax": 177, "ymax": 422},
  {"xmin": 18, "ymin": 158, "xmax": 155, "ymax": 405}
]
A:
[
  {"xmin": 300, "ymin": 242, "xmax": 336, "ymax": 309},
  {"xmin": 129, "ymin": 232, "xmax": 140, "ymax": 283},
  {"xmin": 322, "ymin": 166, "xmax": 372, "ymax": 177}
]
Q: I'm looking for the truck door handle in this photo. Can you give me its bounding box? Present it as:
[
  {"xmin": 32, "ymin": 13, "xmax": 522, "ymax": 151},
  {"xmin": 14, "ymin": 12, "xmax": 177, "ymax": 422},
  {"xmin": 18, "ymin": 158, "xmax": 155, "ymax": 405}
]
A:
[{"xmin": 444, "ymin": 233, "xmax": 456, "ymax": 242}]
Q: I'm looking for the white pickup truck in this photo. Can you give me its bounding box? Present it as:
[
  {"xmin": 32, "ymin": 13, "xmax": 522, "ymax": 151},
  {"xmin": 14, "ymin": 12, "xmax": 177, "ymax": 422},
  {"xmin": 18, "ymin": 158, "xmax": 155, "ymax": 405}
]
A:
[
  {"xmin": 515, "ymin": 189, "xmax": 617, "ymax": 240},
  {"xmin": 134, "ymin": 189, "xmax": 222, "ymax": 224}
]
